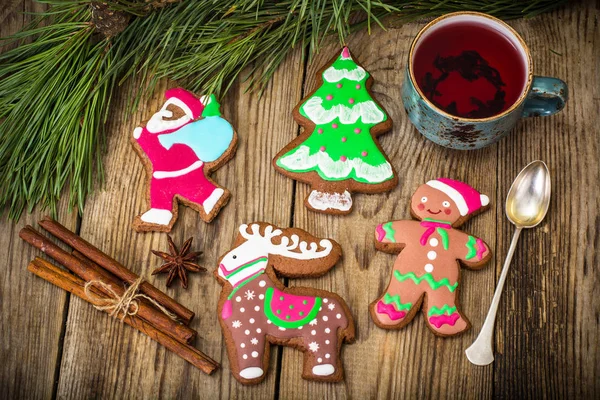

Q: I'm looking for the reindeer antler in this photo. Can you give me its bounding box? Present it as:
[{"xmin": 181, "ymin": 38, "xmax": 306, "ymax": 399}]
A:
[
  {"xmin": 239, "ymin": 223, "xmax": 283, "ymax": 241},
  {"xmin": 238, "ymin": 223, "xmax": 333, "ymax": 261}
]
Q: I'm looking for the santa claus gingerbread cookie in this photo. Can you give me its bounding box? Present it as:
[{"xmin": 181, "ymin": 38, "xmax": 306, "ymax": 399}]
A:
[
  {"xmin": 131, "ymin": 88, "xmax": 237, "ymax": 232},
  {"xmin": 371, "ymin": 178, "xmax": 492, "ymax": 336}
]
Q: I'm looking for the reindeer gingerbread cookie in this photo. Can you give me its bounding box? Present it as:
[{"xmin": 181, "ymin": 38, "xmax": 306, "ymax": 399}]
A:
[
  {"xmin": 216, "ymin": 223, "xmax": 355, "ymax": 384},
  {"xmin": 371, "ymin": 178, "xmax": 492, "ymax": 336},
  {"xmin": 131, "ymin": 88, "xmax": 237, "ymax": 232}
]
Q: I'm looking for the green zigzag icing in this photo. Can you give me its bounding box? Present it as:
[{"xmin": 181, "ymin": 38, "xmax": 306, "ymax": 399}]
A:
[
  {"xmin": 383, "ymin": 222, "xmax": 396, "ymax": 243},
  {"xmin": 393, "ymin": 270, "xmax": 458, "ymax": 292},
  {"xmin": 436, "ymin": 227, "xmax": 449, "ymax": 250},
  {"xmin": 428, "ymin": 304, "xmax": 457, "ymax": 317},
  {"xmin": 383, "ymin": 293, "xmax": 412, "ymax": 311},
  {"xmin": 466, "ymin": 236, "xmax": 477, "ymax": 259}
]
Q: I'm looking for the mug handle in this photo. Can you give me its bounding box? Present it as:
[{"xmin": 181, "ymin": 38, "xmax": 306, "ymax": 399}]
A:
[{"xmin": 522, "ymin": 76, "xmax": 568, "ymax": 117}]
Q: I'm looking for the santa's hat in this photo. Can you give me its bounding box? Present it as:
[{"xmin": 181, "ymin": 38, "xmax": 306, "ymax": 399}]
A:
[
  {"xmin": 426, "ymin": 178, "xmax": 489, "ymax": 216},
  {"xmin": 164, "ymin": 88, "xmax": 204, "ymax": 119}
]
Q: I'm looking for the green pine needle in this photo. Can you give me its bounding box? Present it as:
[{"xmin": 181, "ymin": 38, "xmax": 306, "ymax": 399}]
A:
[{"xmin": 0, "ymin": 0, "xmax": 567, "ymax": 219}]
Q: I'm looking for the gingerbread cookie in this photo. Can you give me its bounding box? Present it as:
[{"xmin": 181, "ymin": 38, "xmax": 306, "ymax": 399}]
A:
[
  {"xmin": 215, "ymin": 223, "xmax": 355, "ymax": 384},
  {"xmin": 273, "ymin": 47, "xmax": 397, "ymax": 214},
  {"xmin": 131, "ymin": 88, "xmax": 237, "ymax": 232},
  {"xmin": 370, "ymin": 178, "xmax": 492, "ymax": 336}
]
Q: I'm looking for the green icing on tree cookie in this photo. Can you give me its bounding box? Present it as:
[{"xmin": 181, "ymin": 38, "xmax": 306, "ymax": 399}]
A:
[{"xmin": 275, "ymin": 47, "xmax": 394, "ymax": 185}]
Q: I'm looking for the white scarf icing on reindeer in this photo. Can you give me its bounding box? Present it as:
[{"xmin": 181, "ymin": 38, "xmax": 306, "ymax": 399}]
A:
[{"xmin": 217, "ymin": 223, "xmax": 353, "ymax": 382}]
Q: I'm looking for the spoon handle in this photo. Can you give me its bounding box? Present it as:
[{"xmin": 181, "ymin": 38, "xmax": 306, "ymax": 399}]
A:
[{"xmin": 466, "ymin": 227, "xmax": 522, "ymax": 366}]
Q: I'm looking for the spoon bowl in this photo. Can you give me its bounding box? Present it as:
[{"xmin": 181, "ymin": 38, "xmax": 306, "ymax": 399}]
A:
[{"xmin": 505, "ymin": 161, "xmax": 551, "ymax": 228}]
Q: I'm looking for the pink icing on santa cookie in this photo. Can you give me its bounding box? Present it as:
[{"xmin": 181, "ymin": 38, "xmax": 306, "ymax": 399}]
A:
[{"xmin": 131, "ymin": 89, "xmax": 237, "ymax": 231}]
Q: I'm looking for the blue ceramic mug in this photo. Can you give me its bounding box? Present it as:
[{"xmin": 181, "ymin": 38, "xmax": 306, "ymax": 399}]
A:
[{"xmin": 401, "ymin": 12, "xmax": 568, "ymax": 150}]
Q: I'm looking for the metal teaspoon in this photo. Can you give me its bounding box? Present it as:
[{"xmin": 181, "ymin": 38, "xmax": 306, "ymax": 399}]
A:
[{"xmin": 465, "ymin": 160, "xmax": 551, "ymax": 366}]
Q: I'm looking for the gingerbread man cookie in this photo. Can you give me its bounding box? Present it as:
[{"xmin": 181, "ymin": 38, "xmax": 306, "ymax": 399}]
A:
[
  {"xmin": 216, "ymin": 223, "xmax": 355, "ymax": 384},
  {"xmin": 371, "ymin": 178, "xmax": 492, "ymax": 336},
  {"xmin": 131, "ymin": 88, "xmax": 237, "ymax": 232}
]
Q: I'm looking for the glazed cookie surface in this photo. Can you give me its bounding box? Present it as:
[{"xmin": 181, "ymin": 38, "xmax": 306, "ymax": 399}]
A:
[
  {"xmin": 215, "ymin": 222, "xmax": 355, "ymax": 384},
  {"xmin": 371, "ymin": 178, "xmax": 492, "ymax": 336},
  {"xmin": 273, "ymin": 47, "xmax": 397, "ymax": 215},
  {"xmin": 131, "ymin": 88, "xmax": 237, "ymax": 232}
]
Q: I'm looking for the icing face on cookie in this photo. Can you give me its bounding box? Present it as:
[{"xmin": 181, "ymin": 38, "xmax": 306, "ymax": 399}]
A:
[
  {"xmin": 411, "ymin": 178, "xmax": 490, "ymax": 225},
  {"xmin": 218, "ymin": 240, "xmax": 269, "ymax": 287},
  {"xmin": 146, "ymin": 88, "xmax": 204, "ymax": 134},
  {"xmin": 411, "ymin": 185, "xmax": 461, "ymax": 223}
]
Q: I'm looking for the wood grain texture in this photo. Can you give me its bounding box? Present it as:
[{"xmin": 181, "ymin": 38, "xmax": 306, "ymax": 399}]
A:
[
  {"xmin": 52, "ymin": 48, "xmax": 304, "ymax": 398},
  {"xmin": 1, "ymin": 0, "xmax": 599, "ymax": 398},
  {"xmin": 280, "ymin": 25, "xmax": 497, "ymax": 400},
  {"xmin": 0, "ymin": 2, "xmax": 77, "ymax": 399},
  {"xmin": 494, "ymin": 3, "xmax": 600, "ymax": 398}
]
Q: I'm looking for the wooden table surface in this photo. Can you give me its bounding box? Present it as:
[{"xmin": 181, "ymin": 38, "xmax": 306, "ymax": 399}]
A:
[{"xmin": 1, "ymin": 1, "xmax": 598, "ymax": 399}]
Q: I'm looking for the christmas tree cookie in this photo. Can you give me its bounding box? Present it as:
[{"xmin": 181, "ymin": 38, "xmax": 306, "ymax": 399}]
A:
[
  {"xmin": 371, "ymin": 179, "xmax": 492, "ymax": 336},
  {"xmin": 273, "ymin": 47, "xmax": 397, "ymax": 214},
  {"xmin": 131, "ymin": 88, "xmax": 237, "ymax": 232}
]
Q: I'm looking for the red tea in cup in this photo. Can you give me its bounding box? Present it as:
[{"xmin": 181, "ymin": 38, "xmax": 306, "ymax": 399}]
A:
[{"xmin": 412, "ymin": 17, "xmax": 527, "ymax": 119}]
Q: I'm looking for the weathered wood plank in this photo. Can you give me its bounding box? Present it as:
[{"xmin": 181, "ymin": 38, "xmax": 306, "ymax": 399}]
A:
[
  {"xmin": 1, "ymin": 1, "xmax": 598, "ymax": 398},
  {"xmin": 495, "ymin": 2, "xmax": 600, "ymax": 398},
  {"xmin": 53, "ymin": 48, "xmax": 304, "ymax": 398},
  {"xmin": 0, "ymin": 2, "xmax": 78, "ymax": 399},
  {"xmin": 280, "ymin": 24, "xmax": 497, "ymax": 399}
]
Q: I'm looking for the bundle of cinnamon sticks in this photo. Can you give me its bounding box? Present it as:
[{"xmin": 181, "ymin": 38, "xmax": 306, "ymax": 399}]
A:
[{"xmin": 20, "ymin": 217, "xmax": 219, "ymax": 375}]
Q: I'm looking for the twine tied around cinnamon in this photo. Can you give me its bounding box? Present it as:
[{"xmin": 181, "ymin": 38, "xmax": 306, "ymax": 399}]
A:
[{"xmin": 84, "ymin": 277, "xmax": 179, "ymax": 322}]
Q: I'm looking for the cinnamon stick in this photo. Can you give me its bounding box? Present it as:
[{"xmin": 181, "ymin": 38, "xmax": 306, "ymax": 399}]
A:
[
  {"xmin": 19, "ymin": 226, "xmax": 196, "ymax": 345},
  {"xmin": 28, "ymin": 258, "xmax": 219, "ymax": 375},
  {"xmin": 38, "ymin": 217, "xmax": 194, "ymax": 324}
]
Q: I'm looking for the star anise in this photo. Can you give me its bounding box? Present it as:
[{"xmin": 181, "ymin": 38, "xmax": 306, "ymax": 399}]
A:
[{"xmin": 151, "ymin": 235, "xmax": 205, "ymax": 288}]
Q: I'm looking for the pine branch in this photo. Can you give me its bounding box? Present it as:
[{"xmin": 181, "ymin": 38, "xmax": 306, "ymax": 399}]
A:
[{"xmin": 0, "ymin": 0, "xmax": 567, "ymax": 220}]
